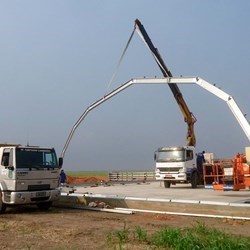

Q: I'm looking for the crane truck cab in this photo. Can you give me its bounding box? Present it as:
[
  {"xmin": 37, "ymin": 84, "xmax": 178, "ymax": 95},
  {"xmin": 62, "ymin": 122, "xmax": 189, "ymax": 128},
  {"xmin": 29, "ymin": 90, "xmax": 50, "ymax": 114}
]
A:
[
  {"xmin": 154, "ymin": 146, "xmax": 203, "ymax": 188},
  {"xmin": 0, "ymin": 144, "xmax": 62, "ymax": 213}
]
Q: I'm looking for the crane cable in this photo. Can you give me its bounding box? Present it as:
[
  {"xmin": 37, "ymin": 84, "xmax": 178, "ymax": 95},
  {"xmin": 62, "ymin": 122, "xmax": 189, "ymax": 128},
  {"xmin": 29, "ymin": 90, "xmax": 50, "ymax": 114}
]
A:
[
  {"xmin": 105, "ymin": 26, "xmax": 136, "ymax": 94},
  {"xmin": 61, "ymin": 27, "xmax": 137, "ymax": 158}
]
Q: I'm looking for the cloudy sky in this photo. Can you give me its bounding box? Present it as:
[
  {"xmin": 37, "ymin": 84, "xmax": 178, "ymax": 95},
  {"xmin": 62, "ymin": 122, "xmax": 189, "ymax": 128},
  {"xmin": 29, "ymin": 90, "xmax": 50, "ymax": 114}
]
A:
[{"xmin": 0, "ymin": 1, "xmax": 249, "ymax": 171}]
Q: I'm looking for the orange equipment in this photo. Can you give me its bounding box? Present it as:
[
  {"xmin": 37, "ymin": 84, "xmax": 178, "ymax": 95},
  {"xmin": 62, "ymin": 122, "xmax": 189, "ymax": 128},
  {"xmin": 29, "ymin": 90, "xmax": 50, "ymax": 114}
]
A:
[{"xmin": 203, "ymin": 153, "xmax": 250, "ymax": 191}]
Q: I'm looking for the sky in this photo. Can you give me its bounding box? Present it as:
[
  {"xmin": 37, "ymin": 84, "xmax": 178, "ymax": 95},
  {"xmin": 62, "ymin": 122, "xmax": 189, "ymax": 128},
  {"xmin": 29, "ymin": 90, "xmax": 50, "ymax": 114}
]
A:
[{"xmin": 0, "ymin": 1, "xmax": 250, "ymax": 171}]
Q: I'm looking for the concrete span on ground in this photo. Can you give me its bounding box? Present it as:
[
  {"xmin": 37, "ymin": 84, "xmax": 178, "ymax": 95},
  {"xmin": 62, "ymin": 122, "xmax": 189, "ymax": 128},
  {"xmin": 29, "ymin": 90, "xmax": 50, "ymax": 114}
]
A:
[{"xmin": 55, "ymin": 182, "xmax": 250, "ymax": 219}]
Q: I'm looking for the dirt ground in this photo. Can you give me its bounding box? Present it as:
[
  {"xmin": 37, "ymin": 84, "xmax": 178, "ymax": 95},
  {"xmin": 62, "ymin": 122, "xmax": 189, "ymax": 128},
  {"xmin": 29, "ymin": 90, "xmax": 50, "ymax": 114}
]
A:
[
  {"xmin": 66, "ymin": 175, "xmax": 109, "ymax": 185},
  {"xmin": 0, "ymin": 177, "xmax": 250, "ymax": 249},
  {"xmin": 0, "ymin": 205, "xmax": 250, "ymax": 250}
]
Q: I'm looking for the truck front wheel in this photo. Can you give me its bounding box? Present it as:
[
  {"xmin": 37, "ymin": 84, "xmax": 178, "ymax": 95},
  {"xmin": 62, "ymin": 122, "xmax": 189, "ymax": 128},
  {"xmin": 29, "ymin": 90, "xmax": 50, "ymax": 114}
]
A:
[
  {"xmin": 164, "ymin": 181, "xmax": 171, "ymax": 188},
  {"xmin": 0, "ymin": 190, "xmax": 7, "ymax": 214}
]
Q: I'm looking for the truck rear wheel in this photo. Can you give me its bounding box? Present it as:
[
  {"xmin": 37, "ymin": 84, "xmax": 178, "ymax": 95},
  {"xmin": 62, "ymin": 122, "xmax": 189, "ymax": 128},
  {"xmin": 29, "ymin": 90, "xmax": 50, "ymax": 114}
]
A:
[
  {"xmin": 37, "ymin": 201, "xmax": 52, "ymax": 211},
  {"xmin": 0, "ymin": 190, "xmax": 7, "ymax": 214},
  {"xmin": 191, "ymin": 172, "xmax": 199, "ymax": 188},
  {"xmin": 164, "ymin": 181, "xmax": 171, "ymax": 188}
]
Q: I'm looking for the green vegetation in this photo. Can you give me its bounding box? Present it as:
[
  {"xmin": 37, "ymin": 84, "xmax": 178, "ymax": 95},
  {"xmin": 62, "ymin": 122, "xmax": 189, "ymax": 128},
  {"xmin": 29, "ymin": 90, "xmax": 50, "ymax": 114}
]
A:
[
  {"xmin": 66, "ymin": 171, "xmax": 108, "ymax": 177},
  {"xmin": 106, "ymin": 222, "xmax": 250, "ymax": 250}
]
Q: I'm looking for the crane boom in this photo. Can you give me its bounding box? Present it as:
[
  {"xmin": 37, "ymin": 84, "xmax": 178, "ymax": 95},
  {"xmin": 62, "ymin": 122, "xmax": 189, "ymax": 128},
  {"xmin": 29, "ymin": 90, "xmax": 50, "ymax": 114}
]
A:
[{"xmin": 134, "ymin": 19, "xmax": 196, "ymax": 146}]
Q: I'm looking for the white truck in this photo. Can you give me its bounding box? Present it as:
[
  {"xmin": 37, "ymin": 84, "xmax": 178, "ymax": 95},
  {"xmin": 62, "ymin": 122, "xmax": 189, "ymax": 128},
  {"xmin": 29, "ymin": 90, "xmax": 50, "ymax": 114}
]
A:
[
  {"xmin": 0, "ymin": 144, "xmax": 63, "ymax": 213},
  {"xmin": 154, "ymin": 146, "xmax": 200, "ymax": 188}
]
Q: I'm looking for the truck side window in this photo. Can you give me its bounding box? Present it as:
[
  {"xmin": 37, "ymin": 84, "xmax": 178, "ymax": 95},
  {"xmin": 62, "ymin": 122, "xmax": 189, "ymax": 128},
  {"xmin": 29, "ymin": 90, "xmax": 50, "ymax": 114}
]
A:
[
  {"xmin": 186, "ymin": 150, "xmax": 193, "ymax": 161},
  {"xmin": 2, "ymin": 152, "xmax": 10, "ymax": 166}
]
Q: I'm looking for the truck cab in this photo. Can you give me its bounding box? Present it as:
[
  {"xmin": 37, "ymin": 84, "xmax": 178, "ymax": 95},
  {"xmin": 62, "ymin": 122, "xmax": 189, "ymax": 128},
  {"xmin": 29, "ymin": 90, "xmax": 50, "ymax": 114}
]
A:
[
  {"xmin": 0, "ymin": 144, "xmax": 62, "ymax": 213},
  {"xmin": 154, "ymin": 146, "xmax": 202, "ymax": 188}
]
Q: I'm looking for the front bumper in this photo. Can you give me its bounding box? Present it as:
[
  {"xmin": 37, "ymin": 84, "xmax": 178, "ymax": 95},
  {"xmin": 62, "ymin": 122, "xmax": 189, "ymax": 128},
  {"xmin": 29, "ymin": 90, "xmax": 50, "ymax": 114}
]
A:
[
  {"xmin": 155, "ymin": 173, "xmax": 188, "ymax": 182},
  {"xmin": 2, "ymin": 189, "xmax": 61, "ymax": 205}
]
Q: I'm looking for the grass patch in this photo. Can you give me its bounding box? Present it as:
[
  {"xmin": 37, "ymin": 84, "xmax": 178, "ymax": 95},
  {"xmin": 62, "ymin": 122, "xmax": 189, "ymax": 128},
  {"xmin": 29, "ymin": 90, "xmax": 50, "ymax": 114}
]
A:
[
  {"xmin": 106, "ymin": 222, "xmax": 250, "ymax": 249},
  {"xmin": 0, "ymin": 221, "xmax": 8, "ymax": 231}
]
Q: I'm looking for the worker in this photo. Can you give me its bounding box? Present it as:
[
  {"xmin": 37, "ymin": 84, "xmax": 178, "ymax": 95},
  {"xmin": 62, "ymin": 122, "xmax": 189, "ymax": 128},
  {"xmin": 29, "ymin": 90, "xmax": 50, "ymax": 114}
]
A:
[
  {"xmin": 196, "ymin": 151, "xmax": 205, "ymax": 174},
  {"xmin": 60, "ymin": 169, "xmax": 67, "ymax": 185}
]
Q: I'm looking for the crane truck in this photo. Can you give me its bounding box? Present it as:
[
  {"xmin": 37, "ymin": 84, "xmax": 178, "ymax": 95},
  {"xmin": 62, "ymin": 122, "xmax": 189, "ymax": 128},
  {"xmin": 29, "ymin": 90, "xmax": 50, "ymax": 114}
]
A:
[
  {"xmin": 135, "ymin": 20, "xmax": 250, "ymax": 188},
  {"xmin": 0, "ymin": 144, "xmax": 63, "ymax": 213},
  {"xmin": 134, "ymin": 19, "xmax": 202, "ymax": 188}
]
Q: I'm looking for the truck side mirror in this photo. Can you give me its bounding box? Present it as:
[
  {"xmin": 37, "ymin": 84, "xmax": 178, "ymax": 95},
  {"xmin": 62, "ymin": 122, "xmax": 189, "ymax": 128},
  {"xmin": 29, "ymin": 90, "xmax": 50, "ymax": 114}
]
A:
[
  {"xmin": 58, "ymin": 157, "xmax": 63, "ymax": 168},
  {"xmin": 8, "ymin": 166, "xmax": 14, "ymax": 171}
]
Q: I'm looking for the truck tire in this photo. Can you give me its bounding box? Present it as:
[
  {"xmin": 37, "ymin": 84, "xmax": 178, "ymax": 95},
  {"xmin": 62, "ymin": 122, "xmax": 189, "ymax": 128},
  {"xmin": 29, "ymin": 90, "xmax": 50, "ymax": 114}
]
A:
[
  {"xmin": 37, "ymin": 201, "xmax": 52, "ymax": 211},
  {"xmin": 164, "ymin": 181, "xmax": 171, "ymax": 188},
  {"xmin": 191, "ymin": 172, "xmax": 199, "ymax": 188},
  {"xmin": 0, "ymin": 190, "xmax": 7, "ymax": 214}
]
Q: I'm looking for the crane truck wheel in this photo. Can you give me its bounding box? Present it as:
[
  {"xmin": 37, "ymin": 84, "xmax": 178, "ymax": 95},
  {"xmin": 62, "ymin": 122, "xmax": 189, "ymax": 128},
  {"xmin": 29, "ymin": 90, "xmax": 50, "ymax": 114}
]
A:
[
  {"xmin": 0, "ymin": 189, "xmax": 7, "ymax": 214},
  {"xmin": 37, "ymin": 201, "xmax": 53, "ymax": 211},
  {"xmin": 164, "ymin": 181, "xmax": 171, "ymax": 188},
  {"xmin": 191, "ymin": 171, "xmax": 199, "ymax": 188}
]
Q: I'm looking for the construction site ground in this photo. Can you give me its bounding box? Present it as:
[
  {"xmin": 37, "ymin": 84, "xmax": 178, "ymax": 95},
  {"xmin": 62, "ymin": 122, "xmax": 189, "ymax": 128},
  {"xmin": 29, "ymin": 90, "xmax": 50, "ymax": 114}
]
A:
[{"xmin": 1, "ymin": 178, "xmax": 250, "ymax": 249}]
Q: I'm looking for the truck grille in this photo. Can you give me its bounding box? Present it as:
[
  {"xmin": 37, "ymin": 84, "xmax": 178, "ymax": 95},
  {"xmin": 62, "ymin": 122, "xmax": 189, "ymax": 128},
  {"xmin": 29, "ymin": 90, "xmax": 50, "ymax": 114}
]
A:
[
  {"xmin": 28, "ymin": 184, "xmax": 50, "ymax": 191},
  {"xmin": 158, "ymin": 167, "xmax": 181, "ymax": 173}
]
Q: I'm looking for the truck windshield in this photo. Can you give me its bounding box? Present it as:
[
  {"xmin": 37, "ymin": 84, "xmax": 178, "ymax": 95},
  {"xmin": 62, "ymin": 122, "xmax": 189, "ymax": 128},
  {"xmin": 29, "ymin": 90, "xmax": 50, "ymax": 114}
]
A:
[
  {"xmin": 16, "ymin": 148, "xmax": 58, "ymax": 169},
  {"xmin": 156, "ymin": 150, "xmax": 185, "ymax": 162}
]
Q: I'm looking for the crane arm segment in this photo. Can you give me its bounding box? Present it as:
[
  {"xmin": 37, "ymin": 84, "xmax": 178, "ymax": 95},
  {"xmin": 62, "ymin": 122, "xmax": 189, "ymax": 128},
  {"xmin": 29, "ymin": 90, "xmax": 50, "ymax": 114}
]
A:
[
  {"xmin": 196, "ymin": 78, "xmax": 250, "ymax": 142},
  {"xmin": 149, "ymin": 76, "xmax": 250, "ymax": 142},
  {"xmin": 61, "ymin": 79, "xmax": 135, "ymax": 158},
  {"xmin": 134, "ymin": 19, "xmax": 196, "ymax": 146},
  {"xmin": 61, "ymin": 76, "xmax": 250, "ymax": 159}
]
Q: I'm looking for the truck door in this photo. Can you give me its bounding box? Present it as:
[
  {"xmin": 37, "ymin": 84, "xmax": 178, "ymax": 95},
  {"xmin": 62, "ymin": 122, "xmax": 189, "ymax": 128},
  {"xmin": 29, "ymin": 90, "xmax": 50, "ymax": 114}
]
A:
[
  {"xmin": 1, "ymin": 148, "xmax": 14, "ymax": 179},
  {"xmin": 185, "ymin": 149, "xmax": 196, "ymax": 175}
]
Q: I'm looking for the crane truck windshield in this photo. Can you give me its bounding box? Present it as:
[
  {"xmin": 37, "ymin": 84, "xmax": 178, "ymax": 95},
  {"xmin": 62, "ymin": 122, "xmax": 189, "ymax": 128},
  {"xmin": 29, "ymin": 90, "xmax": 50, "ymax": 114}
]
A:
[
  {"xmin": 15, "ymin": 148, "xmax": 59, "ymax": 169},
  {"xmin": 156, "ymin": 149, "xmax": 185, "ymax": 162}
]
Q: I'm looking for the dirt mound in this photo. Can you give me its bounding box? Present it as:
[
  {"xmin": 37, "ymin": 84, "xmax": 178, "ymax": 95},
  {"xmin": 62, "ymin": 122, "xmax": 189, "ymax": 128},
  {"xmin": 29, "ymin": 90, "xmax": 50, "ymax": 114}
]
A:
[{"xmin": 67, "ymin": 176, "xmax": 109, "ymax": 185}]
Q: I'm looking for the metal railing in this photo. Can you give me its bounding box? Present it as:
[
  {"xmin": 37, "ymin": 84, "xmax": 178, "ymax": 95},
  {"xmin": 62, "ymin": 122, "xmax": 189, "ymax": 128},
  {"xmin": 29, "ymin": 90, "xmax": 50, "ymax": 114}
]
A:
[{"xmin": 108, "ymin": 171, "xmax": 155, "ymax": 182}]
